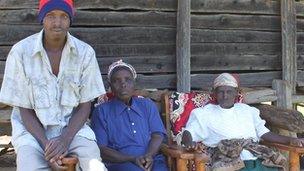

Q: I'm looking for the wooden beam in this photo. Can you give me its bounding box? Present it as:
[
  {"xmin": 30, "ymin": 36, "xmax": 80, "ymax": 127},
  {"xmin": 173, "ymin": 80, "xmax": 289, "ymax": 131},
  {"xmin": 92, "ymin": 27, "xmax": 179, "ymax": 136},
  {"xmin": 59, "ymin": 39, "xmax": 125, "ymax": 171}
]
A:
[
  {"xmin": 176, "ymin": 0, "xmax": 190, "ymax": 92},
  {"xmin": 281, "ymin": 0, "xmax": 297, "ymax": 93},
  {"xmin": 273, "ymin": 80, "xmax": 292, "ymax": 109}
]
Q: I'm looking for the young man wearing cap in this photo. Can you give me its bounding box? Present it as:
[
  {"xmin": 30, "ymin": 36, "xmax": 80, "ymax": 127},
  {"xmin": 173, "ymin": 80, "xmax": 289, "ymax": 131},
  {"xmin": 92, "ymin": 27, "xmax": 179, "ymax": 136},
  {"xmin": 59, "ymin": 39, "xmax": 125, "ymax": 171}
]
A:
[
  {"xmin": 91, "ymin": 60, "xmax": 168, "ymax": 171},
  {"xmin": 182, "ymin": 73, "xmax": 304, "ymax": 171},
  {"xmin": 0, "ymin": 0, "xmax": 107, "ymax": 170}
]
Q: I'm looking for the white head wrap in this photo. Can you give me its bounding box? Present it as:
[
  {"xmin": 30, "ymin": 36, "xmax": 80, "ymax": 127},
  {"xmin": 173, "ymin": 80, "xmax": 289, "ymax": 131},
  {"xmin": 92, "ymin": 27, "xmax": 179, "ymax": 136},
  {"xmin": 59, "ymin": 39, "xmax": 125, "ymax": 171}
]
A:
[
  {"xmin": 107, "ymin": 59, "xmax": 137, "ymax": 80},
  {"xmin": 213, "ymin": 73, "xmax": 239, "ymax": 89}
]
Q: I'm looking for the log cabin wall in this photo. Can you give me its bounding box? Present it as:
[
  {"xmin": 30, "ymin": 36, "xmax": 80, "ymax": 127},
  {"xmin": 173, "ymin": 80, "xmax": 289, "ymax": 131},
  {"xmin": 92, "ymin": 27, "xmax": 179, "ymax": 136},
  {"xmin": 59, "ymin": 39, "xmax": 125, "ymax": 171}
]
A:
[{"xmin": 0, "ymin": 0, "xmax": 304, "ymax": 90}]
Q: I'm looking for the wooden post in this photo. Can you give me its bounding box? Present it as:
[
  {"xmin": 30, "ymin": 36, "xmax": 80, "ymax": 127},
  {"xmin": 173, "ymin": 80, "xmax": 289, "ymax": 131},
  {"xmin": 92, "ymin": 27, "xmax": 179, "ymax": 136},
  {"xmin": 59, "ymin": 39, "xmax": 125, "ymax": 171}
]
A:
[
  {"xmin": 281, "ymin": 0, "xmax": 297, "ymax": 93},
  {"xmin": 272, "ymin": 80, "xmax": 298, "ymax": 170},
  {"xmin": 176, "ymin": 0, "xmax": 191, "ymax": 92},
  {"xmin": 273, "ymin": 80, "xmax": 292, "ymax": 109}
]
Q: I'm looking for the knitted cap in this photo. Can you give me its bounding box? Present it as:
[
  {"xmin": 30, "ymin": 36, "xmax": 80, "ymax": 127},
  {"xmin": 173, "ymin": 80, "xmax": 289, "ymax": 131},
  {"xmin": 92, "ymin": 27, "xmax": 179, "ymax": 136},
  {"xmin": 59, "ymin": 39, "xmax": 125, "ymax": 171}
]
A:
[{"xmin": 38, "ymin": 0, "xmax": 74, "ymax": 23}]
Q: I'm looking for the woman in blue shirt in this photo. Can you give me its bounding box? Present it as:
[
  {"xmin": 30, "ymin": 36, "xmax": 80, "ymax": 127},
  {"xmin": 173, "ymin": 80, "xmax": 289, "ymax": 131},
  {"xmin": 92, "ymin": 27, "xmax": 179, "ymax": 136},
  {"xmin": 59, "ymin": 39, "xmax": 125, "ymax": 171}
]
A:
[{"xmin": 91, "ymin": 60, "xmax": 168, "ymax": 171}]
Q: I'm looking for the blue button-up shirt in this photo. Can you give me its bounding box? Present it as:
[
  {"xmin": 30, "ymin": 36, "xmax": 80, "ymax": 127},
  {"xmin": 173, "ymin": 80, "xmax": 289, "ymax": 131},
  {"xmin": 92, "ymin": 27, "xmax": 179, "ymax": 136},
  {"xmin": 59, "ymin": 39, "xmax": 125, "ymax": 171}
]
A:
[{"xmin": 91, "ymin": 96, "xmax": 166, "ymax": 156}]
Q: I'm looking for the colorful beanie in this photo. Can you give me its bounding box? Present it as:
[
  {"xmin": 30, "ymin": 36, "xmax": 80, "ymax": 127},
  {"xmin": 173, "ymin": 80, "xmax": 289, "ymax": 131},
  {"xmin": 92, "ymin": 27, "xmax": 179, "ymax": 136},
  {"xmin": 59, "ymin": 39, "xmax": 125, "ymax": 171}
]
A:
[{"xmin": 38, "ymin": 0, "xmax": 74, "ymax": 23}]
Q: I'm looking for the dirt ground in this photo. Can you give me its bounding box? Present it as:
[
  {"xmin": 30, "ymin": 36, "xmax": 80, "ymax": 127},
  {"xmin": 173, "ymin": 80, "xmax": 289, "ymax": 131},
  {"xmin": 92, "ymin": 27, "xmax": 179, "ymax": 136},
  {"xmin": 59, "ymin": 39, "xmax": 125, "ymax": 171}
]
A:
[{"xmin": 0, "ymin": 136, "xmax": 15, "ymax": 169}]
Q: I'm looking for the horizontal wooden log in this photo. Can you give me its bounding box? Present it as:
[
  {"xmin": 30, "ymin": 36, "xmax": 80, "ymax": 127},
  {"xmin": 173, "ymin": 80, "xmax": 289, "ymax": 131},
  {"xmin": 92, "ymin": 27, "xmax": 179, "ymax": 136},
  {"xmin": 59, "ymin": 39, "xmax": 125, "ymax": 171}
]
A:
[
  {"xmin": 0, "ymin": 10, "xmax": 177, "ymax": 27},
  {"xmin": 97, "ymin": 54, "xmax": 282, "ymax": 74},
  {"xmin": 292, "ymin": 95, "xmax": 304, "ymax": 103},
  {"xmin": 243, "ymin": 88, "xmax": 277, "ymax": 104},
  {"xmin": 1, "ymin": 0, "xmax": 304, "ymax": 16},
  {"xmin": 0, "ymin": 46, "xmax": 10, "ymax": 61},
  {"xmin": 0, "ymin": 54, "xmax": 283, "ymax": 76},
  {"xmin": 297, "ymin": 70, "xmax": 304, "ymax": 87},
  {"xmin": 0, "ymin": 43, "xmax": 288, "ymax": 60},
  {"xmin": 0, "ymin": 72, "xmax": 278, "ymax": 90},
  {"xmin": 0, "ymin": 25, "xmax": 291, "ymax": 45},
  {"xmin": 191, "ymin": 71, "xmax": 281, "ymax": 90},
  {"xmin": 254, "ymin": 104, "xmax": 304, "ymax": 133},
  {"xmin": 0, "ymin": 10, "xmax": 288, "ymax": 31}
]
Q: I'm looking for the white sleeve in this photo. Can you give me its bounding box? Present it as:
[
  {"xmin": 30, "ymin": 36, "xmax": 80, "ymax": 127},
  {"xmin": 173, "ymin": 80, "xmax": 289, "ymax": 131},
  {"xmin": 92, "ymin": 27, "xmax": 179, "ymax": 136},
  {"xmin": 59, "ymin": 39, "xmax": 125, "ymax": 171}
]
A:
[
  {"xmin": 79, "ymin": 47, "xmax": 106, "ymax": 103},
  {"xmin": 185, "ymin": 108, "xmax": 208, "ymax": 142},
  {"xmin": 251, "ymin": 106, "xmax": 270, "ymax": 138},
  {"xmin": 0, "ymin": 47, "xmax": 33, "ymax": 108}
]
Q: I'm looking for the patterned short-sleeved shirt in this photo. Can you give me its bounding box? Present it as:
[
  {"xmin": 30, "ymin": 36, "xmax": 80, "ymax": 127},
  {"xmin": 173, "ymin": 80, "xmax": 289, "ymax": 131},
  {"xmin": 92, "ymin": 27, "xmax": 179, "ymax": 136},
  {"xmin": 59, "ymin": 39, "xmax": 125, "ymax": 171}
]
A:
[{"xmin": 0, "ymin": 30, "xmax": 106, "ymax": 151}]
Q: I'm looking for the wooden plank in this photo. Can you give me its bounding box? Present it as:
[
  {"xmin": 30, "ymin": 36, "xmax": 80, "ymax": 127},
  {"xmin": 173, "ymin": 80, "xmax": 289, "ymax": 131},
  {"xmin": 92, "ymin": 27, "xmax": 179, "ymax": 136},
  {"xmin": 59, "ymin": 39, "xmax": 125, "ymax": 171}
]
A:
[
  {"xmin": 0, "ymin": 54, "xmax": 284, "ymax": 75},
  {"xmin": 296, "ymin": 70, "xmax": 304, "ymax": 87},
  {"xmin": 0, "ymin": 71, "xmax": 283, "ymax": 90},
  {"xmin": 191, "ymin": 43, "xmax": 282, "ymax": 56},
  {"xmin": 0, "ymin": 43, "xmax": 288, "ymax": 61},
  {"xmin": 281, "ymin": 0, "xmax": 297, "ymax": 93},
  {"xmin": 0, "ymin": 62, "xmax": 5, "ymax": 74},
  {"xmin": 0, "ymin": 25, "xmax": 177, "ymax": 45},
  {"xmin": 176, "ymin": 0, "xmax": 191, "ymax": 92},
  {"xmin": 92, "ymin": 44, "xmax": 175, "ymax": 57},
  {"xmin": 273, "ymin": 80, "xmax": 292, "ymax": 109},
  {"xmin": 4, "ymin": 43, "xmax": 304, "ymax": 62},
  {"xmin": 1, "ymin": 0, "xmax": 303, "ymax": 16},
  {"xmin": 1, "ymin": 25, "xmax": 291, "ymax": 45},
  {"xmin": 0, "ymin": 9, "xmax": 289, "ymax": 32},
  {"xmin": 97, "ymin": 54, "xmax": 281, "ymax": 74},
  {"xmin": 98, "ymin": 56, "xmax": 175, "ymax": 74},
  {"xmin": 0, "ymin": 46, "xmax": 11, "ymax": 61},
  {"xmin": 243, "ymin": 89, "xmax": 277, "ymax": 104},
  {"xmin": 192, "ymin": 71, "xmax": 281, "ymax": 90},
  {"xmin": 190, "ymin": 55, "xmax": 281, "ymax": 71},
  {"xmin": 192, "ymin": 14, "xmax": 281, "ymax": 31},
  {"xmin": 191, "ymin": 29, "xmax": 281, "ymax": 43},
  {"xmin": 0, "ymin": 10, "xmax": 177, "ymax": 27},
  {"xmin": 292, "ymin": 95, "xmax": 304, "ymax": 103}
]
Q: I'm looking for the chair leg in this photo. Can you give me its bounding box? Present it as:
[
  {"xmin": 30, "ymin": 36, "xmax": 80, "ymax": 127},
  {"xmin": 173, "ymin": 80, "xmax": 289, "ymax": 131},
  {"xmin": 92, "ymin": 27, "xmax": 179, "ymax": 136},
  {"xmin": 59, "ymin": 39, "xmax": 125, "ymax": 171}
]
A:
[
  {"xmin": 289, "ymin": 151, "xmax": 300, "ymax": 171},
  {"xmin": 195, "ymin": 159, "xmax": 206, "ymax": 171},
  {"xmin": 176, "ymin": 159, "xmax": 187, "ymax": 171}
]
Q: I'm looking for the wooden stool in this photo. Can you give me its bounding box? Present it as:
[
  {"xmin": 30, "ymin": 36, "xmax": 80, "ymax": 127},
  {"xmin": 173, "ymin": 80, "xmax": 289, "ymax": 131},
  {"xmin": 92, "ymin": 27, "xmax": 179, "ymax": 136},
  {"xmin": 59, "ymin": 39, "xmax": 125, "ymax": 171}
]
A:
[{"xmin": 62, "ymin": 156, "xmax": 78, "ymax": 171}]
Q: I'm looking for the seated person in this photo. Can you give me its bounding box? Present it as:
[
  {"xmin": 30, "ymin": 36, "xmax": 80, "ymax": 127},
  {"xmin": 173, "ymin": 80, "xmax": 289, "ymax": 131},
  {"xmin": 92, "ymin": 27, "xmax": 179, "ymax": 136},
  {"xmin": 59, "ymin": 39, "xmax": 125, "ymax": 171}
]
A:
[
  {"xmin": 182, "ymin": 73, "xmax": 304, "ymax": 171},
  {"xmin": 91, "ymin": 60, "xmax": 168, "ymax": 171}
]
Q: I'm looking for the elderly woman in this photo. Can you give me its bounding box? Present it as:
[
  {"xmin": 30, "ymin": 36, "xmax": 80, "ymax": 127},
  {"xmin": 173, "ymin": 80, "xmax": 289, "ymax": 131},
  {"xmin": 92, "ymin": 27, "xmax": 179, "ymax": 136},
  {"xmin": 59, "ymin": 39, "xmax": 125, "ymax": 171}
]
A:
[
  {"xmin": 182, "ymin": 73, "xmax": 304, "ymax": 171},
  {"xmin": 91, "ymin": 60, "xmax": 168, "ymax": 171}
]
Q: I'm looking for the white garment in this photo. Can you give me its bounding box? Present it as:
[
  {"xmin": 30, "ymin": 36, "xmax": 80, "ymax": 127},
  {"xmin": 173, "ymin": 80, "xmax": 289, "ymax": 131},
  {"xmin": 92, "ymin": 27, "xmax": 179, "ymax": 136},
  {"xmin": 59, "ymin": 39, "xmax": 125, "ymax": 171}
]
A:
[
  {"xmin": 0, "ymin": 30, "xmax": 106, "ymax": 151},
  {"xmin": 16, "ymin": 136, "xmax": 107, "ymax": 171},
  {"xmin": 185, "ymin": 103, "xmax": 270, "ymax": 160}
]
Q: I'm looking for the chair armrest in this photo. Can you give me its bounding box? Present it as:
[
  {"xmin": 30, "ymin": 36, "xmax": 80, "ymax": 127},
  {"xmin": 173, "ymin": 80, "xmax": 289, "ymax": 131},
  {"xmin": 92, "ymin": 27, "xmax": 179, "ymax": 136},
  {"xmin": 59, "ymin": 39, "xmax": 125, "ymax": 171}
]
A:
[
  {"xmin": 160, "ymin": 143, "xmax": 209, "ymax": 161},
  {"xmin": 260, "ymin": 141, "xmax": 304, "ymax": 153}
]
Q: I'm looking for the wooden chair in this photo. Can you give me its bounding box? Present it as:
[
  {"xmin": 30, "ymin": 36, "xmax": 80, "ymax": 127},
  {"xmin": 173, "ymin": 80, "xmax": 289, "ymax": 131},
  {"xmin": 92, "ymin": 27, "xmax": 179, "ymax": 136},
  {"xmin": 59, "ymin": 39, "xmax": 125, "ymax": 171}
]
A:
[
  {"xmin": 161, "ymin": 91, "xmax": 304, "ymax": 171},
  {"xmin": 261, "ymin": 141, "xmax": 304, "ymax": 171},
  {"xmin": 160, "ymin": 92, "xmax": 209, "ymax": 171}
]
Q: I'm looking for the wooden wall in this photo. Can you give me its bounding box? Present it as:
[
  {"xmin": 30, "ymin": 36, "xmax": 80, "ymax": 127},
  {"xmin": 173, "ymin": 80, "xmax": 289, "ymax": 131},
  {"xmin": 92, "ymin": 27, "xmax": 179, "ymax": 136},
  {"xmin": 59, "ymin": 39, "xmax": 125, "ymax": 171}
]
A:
[{"xmin": 1, "ymin": 0, "xmax": 304, "ymax": 90}]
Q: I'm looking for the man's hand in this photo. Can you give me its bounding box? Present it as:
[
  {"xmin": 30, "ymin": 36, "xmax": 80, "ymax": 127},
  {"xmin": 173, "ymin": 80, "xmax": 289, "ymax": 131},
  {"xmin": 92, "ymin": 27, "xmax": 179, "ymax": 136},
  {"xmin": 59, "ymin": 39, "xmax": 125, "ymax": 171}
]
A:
[
  {"xmin": 44, "ymin": 136, "xmax": 70, "ymax": 163},
  {"xmin": 289, "ymin": 138, "xmax": 304, "ymax": 147},
  {"xmin": 49, "ymin": 159, "xmax": 68, "ymax": 171},
  {"xmin": 134, "ymin": 154, "xmax": 154, "ymax": 171}
]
